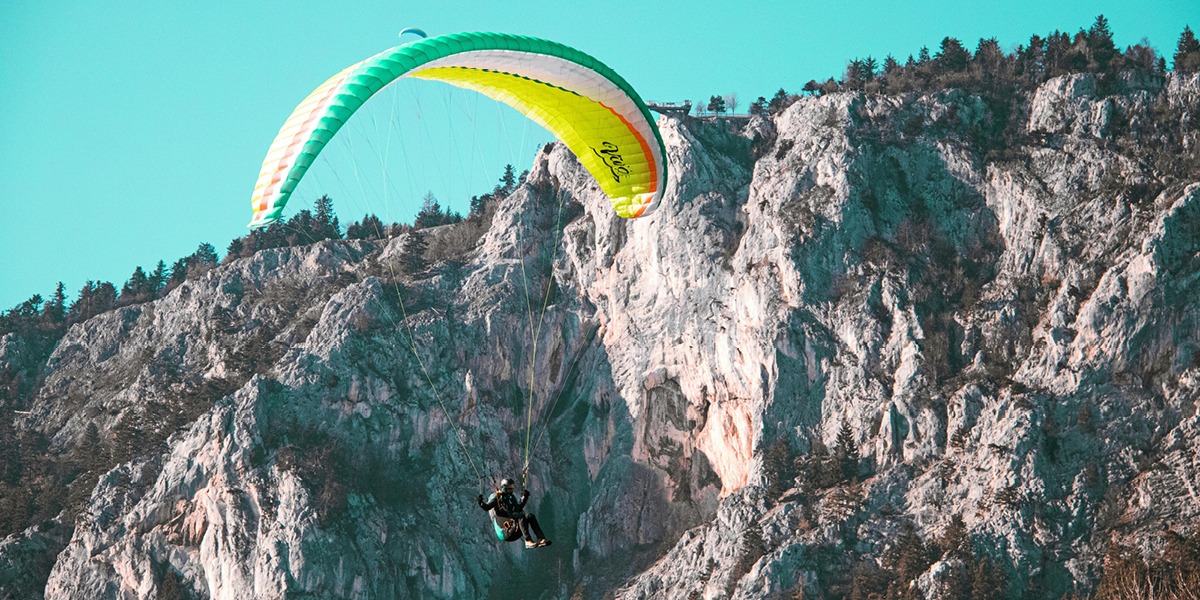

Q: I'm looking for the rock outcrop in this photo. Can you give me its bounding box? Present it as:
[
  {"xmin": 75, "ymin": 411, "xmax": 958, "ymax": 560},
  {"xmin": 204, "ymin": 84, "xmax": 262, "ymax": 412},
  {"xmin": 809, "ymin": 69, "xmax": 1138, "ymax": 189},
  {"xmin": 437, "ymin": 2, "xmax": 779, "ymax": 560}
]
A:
[{"xmin": 1, "ymin": 71, "xmax": 1197, "ymax": 599}]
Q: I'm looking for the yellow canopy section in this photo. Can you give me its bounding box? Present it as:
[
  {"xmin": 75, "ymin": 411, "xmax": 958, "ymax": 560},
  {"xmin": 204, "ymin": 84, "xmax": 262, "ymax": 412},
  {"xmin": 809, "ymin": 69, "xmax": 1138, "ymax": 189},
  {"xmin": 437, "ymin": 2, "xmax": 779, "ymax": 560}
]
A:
[{"xmin": 410, "ymin": 66, "xmax": 657, "ymax": 217}]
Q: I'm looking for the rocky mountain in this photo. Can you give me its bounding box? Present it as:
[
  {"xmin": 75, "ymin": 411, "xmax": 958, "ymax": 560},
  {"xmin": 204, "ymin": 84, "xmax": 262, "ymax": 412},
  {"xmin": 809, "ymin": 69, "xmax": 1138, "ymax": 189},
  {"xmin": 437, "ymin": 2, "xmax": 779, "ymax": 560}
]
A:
[{"xmin": 1, "ymin": 70, "xmax": 1198, "ymax": 599}]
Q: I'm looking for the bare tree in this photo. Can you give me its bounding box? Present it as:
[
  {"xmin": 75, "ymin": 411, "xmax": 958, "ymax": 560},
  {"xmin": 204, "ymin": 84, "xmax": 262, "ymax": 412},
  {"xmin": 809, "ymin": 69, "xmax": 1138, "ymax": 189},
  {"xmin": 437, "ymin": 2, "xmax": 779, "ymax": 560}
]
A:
[{"xmin": 724, "ymin": 93, "xmax": 739, "ymax": 115}]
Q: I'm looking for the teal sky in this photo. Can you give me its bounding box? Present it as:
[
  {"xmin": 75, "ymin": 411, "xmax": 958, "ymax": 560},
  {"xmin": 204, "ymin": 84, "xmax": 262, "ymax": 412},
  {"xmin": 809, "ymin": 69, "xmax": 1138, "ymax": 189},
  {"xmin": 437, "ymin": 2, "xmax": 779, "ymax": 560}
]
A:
[{"xmin": 1, "ymin": 0, "xmax": 1194, "ymax": 309}]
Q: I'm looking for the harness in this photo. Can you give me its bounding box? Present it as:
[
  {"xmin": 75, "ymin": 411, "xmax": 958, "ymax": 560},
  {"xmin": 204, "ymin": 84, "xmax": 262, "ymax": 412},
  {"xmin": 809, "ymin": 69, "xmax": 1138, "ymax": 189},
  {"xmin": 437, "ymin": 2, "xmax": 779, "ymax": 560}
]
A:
[{"xmin": 488, "ymin": 491, "xmax": 524, "ymax": 542}]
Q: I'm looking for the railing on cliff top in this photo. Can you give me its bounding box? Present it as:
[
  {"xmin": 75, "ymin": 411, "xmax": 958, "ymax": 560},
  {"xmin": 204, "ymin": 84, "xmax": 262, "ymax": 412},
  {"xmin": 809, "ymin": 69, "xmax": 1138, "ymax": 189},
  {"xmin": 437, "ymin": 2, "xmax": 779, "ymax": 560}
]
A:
[{"xmin": 647, "ymin": 100, "xmax": 752, "ymax": 120}]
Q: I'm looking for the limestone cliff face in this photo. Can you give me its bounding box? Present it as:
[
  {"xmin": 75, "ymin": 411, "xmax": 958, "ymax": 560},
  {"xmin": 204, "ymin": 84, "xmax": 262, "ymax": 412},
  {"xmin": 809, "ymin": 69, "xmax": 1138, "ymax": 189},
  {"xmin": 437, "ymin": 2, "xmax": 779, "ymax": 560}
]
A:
[
  {"xmin": 619, "ymin": 73, "xmax": 1200, "ymax": 599},
  {"xmin": 1, "ymin": 72, "xmax": 1197, "ymax": 600}
]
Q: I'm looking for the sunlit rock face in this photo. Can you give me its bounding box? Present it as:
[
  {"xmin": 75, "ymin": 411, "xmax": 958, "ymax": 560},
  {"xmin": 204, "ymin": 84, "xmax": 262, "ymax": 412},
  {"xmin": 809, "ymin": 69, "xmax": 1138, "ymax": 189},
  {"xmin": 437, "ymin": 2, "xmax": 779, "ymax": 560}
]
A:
[
  {"xmin": 2, "ymin": 71, "xmax": 1197, "ymax": 600},
  {"xmin": 621, "ymin": 73, "xmax": 1200, "ymax": 599}
]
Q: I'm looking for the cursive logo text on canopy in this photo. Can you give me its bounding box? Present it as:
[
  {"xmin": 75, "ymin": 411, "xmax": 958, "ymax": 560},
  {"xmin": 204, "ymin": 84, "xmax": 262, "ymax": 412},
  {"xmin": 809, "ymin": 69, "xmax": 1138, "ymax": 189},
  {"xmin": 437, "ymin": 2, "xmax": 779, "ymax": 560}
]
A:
[{"xmin": 591, "ymin": 141, "xmax": 631, "ymax": 183}]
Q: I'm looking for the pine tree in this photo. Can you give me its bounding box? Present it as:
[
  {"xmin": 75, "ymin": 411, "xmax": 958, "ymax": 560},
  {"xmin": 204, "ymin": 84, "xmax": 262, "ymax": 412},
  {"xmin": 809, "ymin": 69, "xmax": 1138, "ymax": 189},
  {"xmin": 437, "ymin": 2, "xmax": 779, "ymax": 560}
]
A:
[
  {"xmin": 824, "ymin": 484, "xmax": 863, "ymax": 524},
  {"xmin": 314, "ymin": 195, "xmax": 341, "ymax": 240},
  {"xmin": 66, "ymin": 282, "xmax": 104, "ymax": 323},
  {"xmin": 883, "ymin": 55, "xmax": 900, "ymax": 75},
  {"xmin": 0, "ymin": 418, "xmax": 21, "ymax": 483},
  {"xmin": 330, "ymin": 205, "xmax": 343, "ymax": 239},
  {"xmin": 43, "ymin": 282, "xmax": 67, "ymax": 325},
  {"xmin": 284, "ymin": 210, "xmax": 315, "ymax": 245},
  {"xmin": 767, "ymin": 88, "xmax": 789, "ymax": 115},
  {"xmin": 165, "ymin": 258, "xmax": 189, "ymax": 291},
  {"xmin": 257, "ymin": 221, "xmax": 287, "ymax": 251},
  {"xmin": 67, "ymin": 281, "xmax": 95, "ymax": 324},
  {"xmin": 1087, "ymin": 14, "xmax": 1113, "ymax": 43},
  {"xmin": 1018, "ymin": 35, "xmax": 1047, "ymax": 82},
  {"xmin": 1087, "ymin": 14, "xmax": 1117, "ymax": 70},
  {"xmin": 109, "ymin": 413, "xmax": 143, "ymax": 464},
  {"xmin": 936, "ymin": 37, "xmax": 971, "ymax": 73},
  {"xmin": 706, "ymin": 95, "xmax": 727, "ymax": 115},
  {"xmin": 749, "ymin": 96, "xmax": 767, "ymax": 115},
  {"xmin": 468, "ymin": 195, "xmax": 488, "ymax": 222},
  {"xmin": 1124, "ymin": 42, "xmax": 1160, "ymax": 72},
  {"xmin": 1044, "ymin": 30, "xmax": 1070, "ymax": 75},
  {"xmin": 1067, "ymin": 31, "xmax": 1091, "ymax": 73},
  {"xmin": 119, "ymin": 266, "xmax": 152, "ymax": 306},
  {"xmin": 1, "ymin": 295, "xmax": 45, "ymax": 335},
  {"xmin": 884, "ymin": 523, "xmax": 932, "ymax": 587},
  {"xmin": 168, "ymin": 243, "xmax": 219, "ymax": 282},
  {"xmin": 73, "ymin": 423, "xmax": 107, "ymax": 474},
  {"xmin": 835, "ymin": 420, "xmax": 860, "ymax": 482},
  {"xmin": 346, "ymin": 214, "xmax": 386, "ymax": 240},
  {"xmin": 500, "ymin": 164, "xmax": 517, "ymax": 194},
  {"xmin": 863, "ymin": 56, "xmax": 878, "ymax": 82},
  {"xmin": 969, "ymin": 557, "xmax": 1005, "ymax": 600},
  {"xmin": 18, "ymin": 295, "xmax": 42, "ymax": 318},
  {"xmin": 849, "ymin": 561, "xmax": 891, "ymax": 600},
  {"xmin": 399, "ymin": 231, "xmax": 428, "ymax": 275},
  {"xmin": 1176, "ymin": 26, "xmax": 1200, "ymax": 73},
  {"xmin": 763, "ymin": 440, "xmax": 794, "ymax": 500},
  {"xmin": 192, "ymin": 243, "xmax": 218, "ymax": 266},
  {"xmin": 974, "ymin": 38, "xmax": 1004, "ymax": 72},
  {"xmin": 844, "ymin": 60, "xmax": 866, "ymax": 90},
  {"xmin": 148, "ymin": 261, "xmax": 167, "ymax": 295},
  {"xmin": 414, "ymin": 192, "xmax": 443, "ymax": 229},
  {"xmin": 224, "ymin": 238, "xmax": 245, "ymax": 263},
  {"xmin": 806, "ymin": 435, "xmax": 837, "ymax": 489},
  {"xmin": 91, "ymin": 282, "xmax": 117, "ymax": 316},
  {"xmin": 0, "ymin": 480, "xmax": 32, "ymax": 536},
  {"xmin": 938, "ymin": 514, "xmax": 971, "ymax": 560}
]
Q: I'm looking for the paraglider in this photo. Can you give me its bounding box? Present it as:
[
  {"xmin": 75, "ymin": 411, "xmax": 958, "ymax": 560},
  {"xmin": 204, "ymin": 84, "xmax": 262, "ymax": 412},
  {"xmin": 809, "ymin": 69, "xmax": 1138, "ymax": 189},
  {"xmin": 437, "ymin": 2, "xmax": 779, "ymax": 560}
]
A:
[
  {"xmin": 478, "ymin": 478, "xmax": 552, "ymax": 548},
  {"xmin": 248, "ymin": 31, "xmax": 667, "ymax": 228},
  {"xmin": 246, "ymin": 31, "xmax": 662, "ymax": 547}
]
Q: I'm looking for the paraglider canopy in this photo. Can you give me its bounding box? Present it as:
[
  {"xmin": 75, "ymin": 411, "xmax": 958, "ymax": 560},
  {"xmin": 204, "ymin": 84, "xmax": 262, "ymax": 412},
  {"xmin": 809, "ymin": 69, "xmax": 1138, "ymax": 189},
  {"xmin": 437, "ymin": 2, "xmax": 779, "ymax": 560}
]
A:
[
  {"xmin": 398, "ymin": 27, "xmax": 427, "ymax": 40},
  {"xmin": 248, "ymin": 31, "xmax": 667, "ymax": 229}
]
